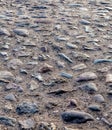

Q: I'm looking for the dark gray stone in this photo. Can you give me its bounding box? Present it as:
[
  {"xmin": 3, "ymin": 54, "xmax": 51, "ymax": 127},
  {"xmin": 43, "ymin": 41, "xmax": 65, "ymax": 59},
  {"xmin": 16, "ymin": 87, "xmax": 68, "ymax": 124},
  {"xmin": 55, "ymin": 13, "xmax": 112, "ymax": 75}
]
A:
[
  {"xmin": 61, "ymin": 111, "xmax": 94, "ymax": 123},
  {"xmin": 16, "ymin": 102, "xmax": 39, "ymax": 115}
]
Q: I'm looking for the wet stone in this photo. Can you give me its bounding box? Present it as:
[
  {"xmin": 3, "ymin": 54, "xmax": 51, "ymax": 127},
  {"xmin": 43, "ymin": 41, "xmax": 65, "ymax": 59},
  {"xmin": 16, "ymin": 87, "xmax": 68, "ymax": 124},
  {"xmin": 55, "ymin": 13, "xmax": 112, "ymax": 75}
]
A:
[
  {"xmin": 16, "ymin": 102, "xmax": 39, "ymax": 115},
  {"xmin": 76, "ymin": 72, "xmax": 97, "ymax": 82},
  {"xmin": 19, "ymin": 119, "xmax": 35, "ymax": 129},
  {"xmin": 61, "ymin": 111, "xmax": 94, "ymax": 123}
]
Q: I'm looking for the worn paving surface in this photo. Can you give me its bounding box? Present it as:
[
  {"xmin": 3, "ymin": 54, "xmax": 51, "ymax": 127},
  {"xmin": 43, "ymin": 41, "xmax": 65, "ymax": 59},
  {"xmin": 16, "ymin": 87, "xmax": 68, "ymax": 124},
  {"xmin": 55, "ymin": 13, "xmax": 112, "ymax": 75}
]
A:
[{"xmin": 0, "ymin": 0, "xmax": 112, "ymax": 129}]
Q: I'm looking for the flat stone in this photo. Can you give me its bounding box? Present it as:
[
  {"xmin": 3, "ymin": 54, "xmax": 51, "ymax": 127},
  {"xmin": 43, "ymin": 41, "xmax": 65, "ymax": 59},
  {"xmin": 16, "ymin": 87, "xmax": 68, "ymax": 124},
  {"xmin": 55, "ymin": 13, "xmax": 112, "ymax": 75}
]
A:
[
  {"xmin": 76, "ymin": 72, "xmax": 97, "ymax": 81},
  {"xmin": 56, "ymin": 61, "xmax": 65, "ymax": 68},
  {"xmin": 0, "ymin": 71, "xmax": 14, "ymax": 81},
  {"xmin": 19, "ymin": 119, "xmax": 35, "ymax": 129},
  {"xmin": 79, "ymin": 82, "xmax": 98, "ymax": 93},
  {"xmin": 0, "ymin": 51, "xmax": 8, "ymax": 57},
  {"xmin": 0, "ymin": 28, "xmax": 10, "ymax": 36},
  {"xmin": 80, "ymin": 19, "xmax": 91, "ymax": 25},
  {"xmin": 58, "ymin": 53, "xmax": 73, "ymax": 63},
  {"xmin": 72, "ymin": 63, "xmax": 87, "ymax": 71},
  {"xmin": 66, "ymin": 43, "xmax": 78, "ymax": 49},
  {"xmin": 32, "ymin": 73, "xmax": 43, "ymax": 82},
  {"xmin": 39, "ymin": 63, "xmax": 53, "ymax": 73},
  {"xmin": 5, "ymin": 83, "xmax": 23, "ymax": 91},
  {"xmin": 28, "ymin": 80, "xmax": 39, "ymax": 91},
  {"xmin": 7, "ymin": 58, "xmax": 23, "ymax": 69},
  {"xmin": 4, "ymin": 102, "xmax": 13, "ymax": 112},
  {"xmin": 64, "ymin": 127, "xmax": 79, "ymax": 130},
  {"xmin": 88, "ymin": 104, "xmax": 101, "ymax": 111},
  {"xmin": 61, "ymin": 111, "xmax": 94, "ymax": 123},
  {"xmin": 72, "ymin": 51, "xmax": 90, "ymax": 61},
  {"xmin": 16, "ymin": 102, "xmax": 39, "ymax": 115},
  {"xmin": 106, "ymin": 74, "xmax": 112, "ymax": 83},
  {"xmin": 13, "ymin": 28, "xmax": 29, "ymax": 36},
  {"xmin": 94, "ymin": 94, "xmax": 105, "ymax": 103},
  {"xmin": 5, "ymin": 93, "xmax": 16, "ymax": 101},
  {"xmin": 0, "ymin": 116, "xmax": 16, "ymax": 126},
  {"xmin": 60, "ymin": 72, "xmax": 73, "ymax": 79}
]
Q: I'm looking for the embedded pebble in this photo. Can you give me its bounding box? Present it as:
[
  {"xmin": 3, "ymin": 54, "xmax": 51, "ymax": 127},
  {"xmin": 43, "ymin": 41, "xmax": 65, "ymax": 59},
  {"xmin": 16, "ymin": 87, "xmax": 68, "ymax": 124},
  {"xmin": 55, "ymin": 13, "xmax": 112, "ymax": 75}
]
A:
[
  {"xmin": 60, "ymin": 72, "xmax": 73, "ymax": 79},
  {"xmin": 80, "ymin": 19, "xmax": 91, "ymax": 25},
  {"xmin": 66, "ymin": 43, "xmax": 78, "ymax": 49},
  {"xmin": 0, "ymin": 28, "xmax": 10, "ymax": 36},
  {"xmin": 7, "ymin": 58, "xmax": 23, "ymax": 69},
  {"xmin": 79, "ymin": 82, "xmax": 98, "ymax": 93},
  {"xmin": 32, "ymin": 73, "xmax": 43, "ymax": 82},
  {"xmin": 72, "ymin": 63, "xmax": 87, "ymax": 71},
  {"xmin": 19, "ymin": 119, "xmax": 35, "ymax": 129},
  {"xmin": 0, "ymin": 116, "xmax": 16, "ymax": 126},
  {"xmin": 76, "ymin": 72, "xmax": 97, "ymax": 82},
  {"xmin": 106, "ymin": 74, "xmax": 112, "ymax": 83},
  {"xmin": 58, "ymin": 53, "xmax": 73, "ymax": 63},
  {"xmin": 13, "ymin": 28, "xmax": 29, "ymax": 36},
  {"xmin": 68, "ymin": 99, "xmax": 78, "ymax": 107},
  {"xmin": 61, "ymin": 111, "xmax": 94, "ymax": 123},
  {"xmin": 5, "ymin": 93, "xmax": 16, "ymax": 101},
  {"xmin": 39, "ymin": 63, "xmax": 53, "ymax": 73},
  {"xmin": 72, "ymin": 51, "xmax": 90, "ymax": 61},
  {"xmin": 0, "ymin": 0, "xmax": 112, "ymax": 129},
  {"xmin": 28, "ymin": 80, "xmax": 39, "ymax": 91},
  {"xmin": 94, "ymin": 59, "xmax": 112, "ymax": 64},
  {"xmin": 94, "ymin": 94, "xmax": 105, "ymax": 103},
  {"xmin": 0, "ymin": 71, "xmax": 14, "ymax": 81},
  {"xmin": 63, "ymin": 127, "xmax": 79, "ymax": 130},
  {"xmin": 88, "ymin": 104, "xmax": 101, "ymax": 111},
  {"xmin": 16, "ymin": 102, "xmax": 39, "ymax": 115},
  {"xmin": 4, "ymin": 102, "xmax": 13, "ymax": 112}
]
